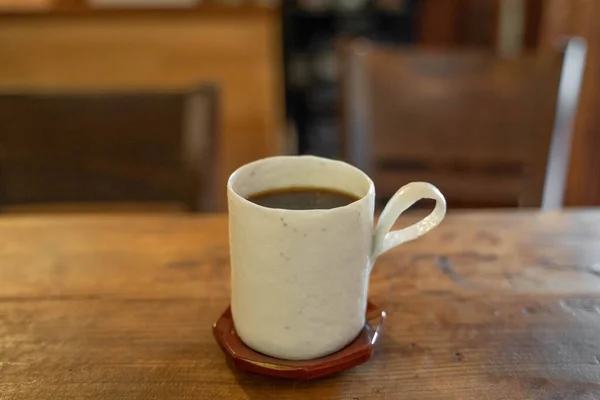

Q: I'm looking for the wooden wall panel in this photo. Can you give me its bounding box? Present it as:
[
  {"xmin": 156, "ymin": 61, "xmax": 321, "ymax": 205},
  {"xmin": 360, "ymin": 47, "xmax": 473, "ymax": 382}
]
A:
[
  {"xmin": 417, "ymin": 0, "xmax": 463, "ymax": 46},
  {"xmin": 417, "ymin": 0, "xmax": 497, "ymax": 48},
  {"xmin": 0, "ymin": 11, "xmax": 284, "ymax": 210},
  {"xmin": 523, "ymin": 0, "xmax": 543, "ymax": 49},
  {"xmin": 539, "ymin": 0, "xmax": 600, "ymax": 206}
]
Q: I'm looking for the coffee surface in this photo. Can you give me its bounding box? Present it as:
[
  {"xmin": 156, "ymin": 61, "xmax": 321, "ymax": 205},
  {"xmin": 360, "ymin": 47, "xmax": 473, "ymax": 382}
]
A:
[{"xmin": 246, "ymin": 187, "xmax": 359, "ymax": 210}]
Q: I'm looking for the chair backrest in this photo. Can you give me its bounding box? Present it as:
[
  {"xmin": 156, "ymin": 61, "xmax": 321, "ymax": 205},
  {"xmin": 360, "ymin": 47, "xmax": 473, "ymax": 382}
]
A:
[
  {"xmin": 0, "ymin": 85, "xmax": 219, "ymax": 213},
  {"xmin": 339, "ymin": 38, "xmax": 586, "ymax": 209}
]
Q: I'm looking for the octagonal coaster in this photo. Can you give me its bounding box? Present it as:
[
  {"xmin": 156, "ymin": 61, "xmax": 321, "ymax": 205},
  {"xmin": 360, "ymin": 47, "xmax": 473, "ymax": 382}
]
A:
[{"xmin": 212, "ymin": 301, "xmax": 385, "ymax": 380}]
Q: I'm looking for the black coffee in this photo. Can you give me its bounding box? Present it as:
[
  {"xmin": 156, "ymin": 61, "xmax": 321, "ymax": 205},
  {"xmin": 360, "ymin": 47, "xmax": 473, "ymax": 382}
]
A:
[{"xmin": 246, "ymin": 187, "xmax": 359, "ymax": 210}]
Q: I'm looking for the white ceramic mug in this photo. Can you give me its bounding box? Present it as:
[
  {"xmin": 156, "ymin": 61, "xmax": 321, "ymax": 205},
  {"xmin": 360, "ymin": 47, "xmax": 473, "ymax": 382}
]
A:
[{"xmin": 227, "ymin": 156, "xmax": 446, "ymax": 360}]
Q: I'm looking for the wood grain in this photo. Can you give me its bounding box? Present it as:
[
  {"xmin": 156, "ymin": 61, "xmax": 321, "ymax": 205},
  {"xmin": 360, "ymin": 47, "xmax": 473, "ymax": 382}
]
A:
[
  {"xmin": 0, "ymin": 8, "xmax": 285, "ymax": 210},
  {"xmin": 1, "ymin": 211, "xmax": 600, "ymax": 398}
]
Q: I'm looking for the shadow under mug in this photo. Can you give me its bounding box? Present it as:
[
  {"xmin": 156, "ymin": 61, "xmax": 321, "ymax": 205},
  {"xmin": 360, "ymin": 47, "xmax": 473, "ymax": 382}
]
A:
[{"xmin": 227, "ymin": 155, "xmax": 446, "ymax": 360}]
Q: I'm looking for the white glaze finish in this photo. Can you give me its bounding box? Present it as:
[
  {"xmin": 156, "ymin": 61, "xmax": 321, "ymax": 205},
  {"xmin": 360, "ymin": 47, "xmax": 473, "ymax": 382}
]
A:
[
  {"xmin": 373, "ymin": 182, "xmax": 446, "ymax": 258},
  {"xmin": 227, "ymin": 156, "xmax": 446, "ymax": 360}
]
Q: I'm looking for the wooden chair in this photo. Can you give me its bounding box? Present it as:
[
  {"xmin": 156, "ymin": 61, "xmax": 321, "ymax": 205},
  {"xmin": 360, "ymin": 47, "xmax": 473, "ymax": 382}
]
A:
[
  {"xmin": 0, "ymin": 85, "xmax": 219, "ymax": 213},
  {"xmin": 338, "ymin": 38, "xmax": 587, "ymax": 209}
]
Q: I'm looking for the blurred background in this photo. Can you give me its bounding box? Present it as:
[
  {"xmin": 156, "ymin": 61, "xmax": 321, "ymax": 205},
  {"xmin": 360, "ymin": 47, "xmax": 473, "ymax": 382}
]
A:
[{"xmin": 0, "ymin": 0, "xmax": 598, "ymax": 213}]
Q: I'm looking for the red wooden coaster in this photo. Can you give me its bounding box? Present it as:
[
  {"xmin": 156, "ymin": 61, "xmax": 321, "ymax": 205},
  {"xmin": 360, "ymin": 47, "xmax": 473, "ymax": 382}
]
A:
[{"xmin": 213, "ymin": 301, "xmax": 385, "ymax": 380}]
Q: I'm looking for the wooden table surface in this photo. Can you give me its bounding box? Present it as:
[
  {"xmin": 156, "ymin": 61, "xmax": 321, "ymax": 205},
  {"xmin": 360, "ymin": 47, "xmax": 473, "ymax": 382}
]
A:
[{"xmin": 1, "ymin": 210, "xmax": 600, "ymax": 399}]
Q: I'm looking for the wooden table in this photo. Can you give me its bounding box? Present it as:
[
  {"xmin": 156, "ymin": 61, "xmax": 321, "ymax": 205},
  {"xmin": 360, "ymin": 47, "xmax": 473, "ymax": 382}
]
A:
[{"xmin": 1, "ymin": 210, "xmax": 600, "ymax": 399}]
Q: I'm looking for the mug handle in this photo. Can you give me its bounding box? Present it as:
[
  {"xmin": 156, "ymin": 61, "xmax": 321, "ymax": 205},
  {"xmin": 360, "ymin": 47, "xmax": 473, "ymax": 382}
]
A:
[{"xmin": 372, "ymin": 182, "xmax": 446, "ymax": 259}]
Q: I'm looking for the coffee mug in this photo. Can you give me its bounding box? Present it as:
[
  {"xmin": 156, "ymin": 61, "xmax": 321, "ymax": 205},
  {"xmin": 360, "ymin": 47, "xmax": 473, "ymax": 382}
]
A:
[{"xmin": 227, "ymin": 155, "xmax": 446, "ymax": 360}]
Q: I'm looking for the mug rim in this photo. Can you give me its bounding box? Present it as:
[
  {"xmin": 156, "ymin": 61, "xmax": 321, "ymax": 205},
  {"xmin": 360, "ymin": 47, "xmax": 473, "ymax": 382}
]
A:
[{"xmin": 227, "ymin": 155, "xmax": 375, "ymax": 213}]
